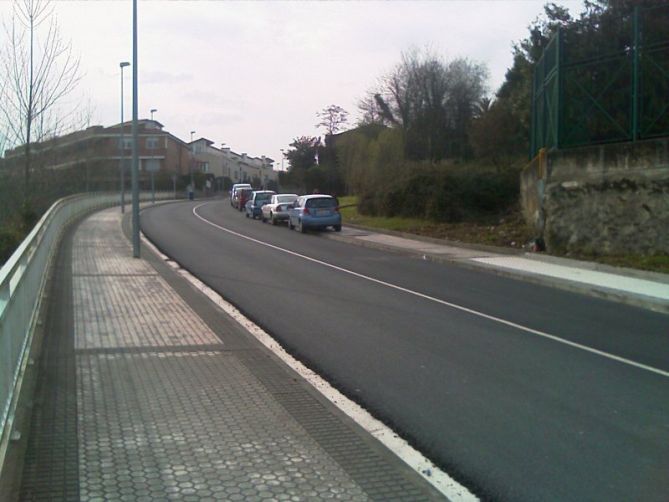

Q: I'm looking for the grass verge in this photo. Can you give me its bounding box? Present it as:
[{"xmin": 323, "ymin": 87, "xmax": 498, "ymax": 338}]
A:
[
  {"xmin": 338, "ymin": 196, "xmax": 669, "ymax": 274},
  {"xmin": 339, "ymin": 196, "xmax": 533, "ymax": 249}
]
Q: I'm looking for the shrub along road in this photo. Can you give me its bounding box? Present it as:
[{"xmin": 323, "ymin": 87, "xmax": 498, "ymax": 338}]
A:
[{"xmin": 141, "ymin": 199, "xmax": 669, "ymax": 502}]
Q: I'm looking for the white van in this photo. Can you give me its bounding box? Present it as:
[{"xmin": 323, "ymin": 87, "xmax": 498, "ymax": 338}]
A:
[{"xmin": 230, "ymin": 183, "xmax": 252, "ymax": 206}]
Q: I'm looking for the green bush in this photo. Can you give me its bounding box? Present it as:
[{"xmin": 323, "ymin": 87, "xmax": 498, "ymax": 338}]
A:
[
  {"xmin": 359, "ymin": 163, "xmax": 519, "ymax": 223},
  {"xmin": 0, "ymin": 224, "xmax": 23, "ymax": 266}
]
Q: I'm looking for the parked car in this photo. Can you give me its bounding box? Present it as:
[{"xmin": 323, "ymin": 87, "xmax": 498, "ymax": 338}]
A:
[
  {"xmin": 230, "ymin": 183, "xmax": 252, "ymax": 207},
  {"xmin": 245, "ymin": 190, "xmax": 276, "ymax": 219},
  {"xmin": 261, "ymin": 194, "xmax": 298, "ymax": 224},
  {"xmin": 233, "ymin": 187, "xmax": 253, "ymax": 210},
  {"xmin": 288, "ymin": 195, "xmax": 341, "ymax": 233}
]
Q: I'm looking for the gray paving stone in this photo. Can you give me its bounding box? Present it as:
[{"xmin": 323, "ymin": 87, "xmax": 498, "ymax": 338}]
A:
[{"xmin": 19, "ymin": 207, "xmax": 443, "ymax": 501}]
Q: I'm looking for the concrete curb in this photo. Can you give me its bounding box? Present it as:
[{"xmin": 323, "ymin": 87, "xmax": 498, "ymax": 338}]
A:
[{"xmin": 324, "ymin": 225, "xmax": 669, "ymax": 315}]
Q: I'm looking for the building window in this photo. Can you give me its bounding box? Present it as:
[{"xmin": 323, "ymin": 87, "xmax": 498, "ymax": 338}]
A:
[
  {"xmin": 118, "ymin": 137, "xmax": 133, "ymax": 150},
  {"xmin": 146, "ymin": 137, "xmax": 159, "ymax": 149},
  {"xmin": 200, "ymin": 162, "xmax": 209, "ymax": 173}
]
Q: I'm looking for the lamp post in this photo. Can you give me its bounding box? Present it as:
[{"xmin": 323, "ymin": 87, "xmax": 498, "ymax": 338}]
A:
[
  {"xmin": 131, "ymin": 0, "xmax": 140, "ymax": 258},
  {"xmin": 150, "ymin": 108, "xmax": 157, "ymax": 120},
  {"xmin": 190, "ymin": 130, "xmax": 196, "ymax": 187},
  {"xmin": 119, "ymin": 61, "xmax": 130, "ymax": 213},
  {"xmin": 280, "ymin": 149, "xmax": 285, "ymax": 171}
]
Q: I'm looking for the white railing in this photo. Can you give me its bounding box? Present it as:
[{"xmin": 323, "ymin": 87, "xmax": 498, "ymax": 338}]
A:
[{"xmin": 0, "ymin": 191, "xmax": 173, "ymax": 471}]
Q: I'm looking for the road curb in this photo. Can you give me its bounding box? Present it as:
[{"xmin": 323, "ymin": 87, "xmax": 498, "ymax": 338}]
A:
[{"xmin": 324, "ymin": 229, "xmax": 669, "ymax": 315}]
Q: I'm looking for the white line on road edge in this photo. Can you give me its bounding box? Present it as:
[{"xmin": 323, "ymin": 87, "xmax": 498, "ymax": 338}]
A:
[
  {"xmin": 192, "ymin": 202, "xmax": 669, "ymax": 380},
  {"xmin": 140, "ymin": 224, "xmax": 477, "ymax": 501}
]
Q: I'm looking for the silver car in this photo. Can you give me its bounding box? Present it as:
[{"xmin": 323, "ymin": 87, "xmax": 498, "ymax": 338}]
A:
[{"xmin": 261, "ymin": 194, "xmax": 298, "ymax": 225}]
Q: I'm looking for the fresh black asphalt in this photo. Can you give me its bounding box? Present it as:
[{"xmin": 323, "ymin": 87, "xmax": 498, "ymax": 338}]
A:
[{"xmin": 141, "ymin": 199, "xmax": 669, "ymax": 502}]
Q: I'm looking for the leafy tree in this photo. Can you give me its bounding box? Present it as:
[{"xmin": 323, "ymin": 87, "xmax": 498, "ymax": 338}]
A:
[
  {"xmin": 469, "ymin": 99, "xmax": 526, "ymax": 169},
  {"xmin": 285, "ymin": 136, "xmax": 320, "ymax": 171},
  {"xmin": 281, "ymin": 136, "xmax": 321, "ymax": 191}
]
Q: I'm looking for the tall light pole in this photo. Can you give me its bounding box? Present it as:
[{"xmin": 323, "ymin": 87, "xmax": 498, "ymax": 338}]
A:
[
  {"xmin": 119, "ymin": 61, "xmax": 130, "ymax": 213},
  {"xmin": 189, "ymin": 130, "xmax": 196, "ymax": 190},
  {"xmin": 150, "ymin": 108, "xmax": 157, "ymax": 120},
  {"xmin": 131, "ymin": 0, "xmax": 140, "ymax": 258},
  {"xmin": 280, "ymin": 149, "xmax": 285, "ymax": 171}
]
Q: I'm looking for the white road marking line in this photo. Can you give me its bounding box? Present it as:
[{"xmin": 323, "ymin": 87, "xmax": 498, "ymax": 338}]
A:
[
  {"xmin": 193, "ymin": 202, "xmax": 669, "ymax": 380},
  {"xmin": 139, "ymin": 226, "xmax": 476, "ymax": 501}
]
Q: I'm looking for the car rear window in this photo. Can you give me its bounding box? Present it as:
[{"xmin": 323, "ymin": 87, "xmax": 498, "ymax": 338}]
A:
[
  {"xmin": 306, "ymin": 198, "xmax": 336, "ymax": 209},
  {"xmin": 240, "ymin": 189, "xmax": 252, "ymax": 196},
  {"xmin": 277, "ymin": 195, "xmax": 297, "ymax": 203},
  {"xmin": 256, "ymin": 194, "xmax": 272, "ymax": 202}
]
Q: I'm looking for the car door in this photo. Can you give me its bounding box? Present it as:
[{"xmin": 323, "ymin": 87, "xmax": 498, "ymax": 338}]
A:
[{"xmin": 289, "ymin": 197, "xmax": 302, "ymax": 225}]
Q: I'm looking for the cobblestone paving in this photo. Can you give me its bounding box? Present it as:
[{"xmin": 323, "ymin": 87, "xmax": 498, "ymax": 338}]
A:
[
  {"xmin": 73, "ymin": 212, "xmax": 219, "ymax": 350},
  {"xmin": 73, "ymin": 209, "xmax": 370, "ymax": 501},
  {"xmin": 78, "ymin": 351, "xmax": 368, "ymax": 501},
  {"xmin": 21, "ymin": 207, "xmax": 441, "ymax": 501}
]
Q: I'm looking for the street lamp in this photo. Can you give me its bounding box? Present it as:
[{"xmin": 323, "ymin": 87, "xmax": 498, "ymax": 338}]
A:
[
  {"xmin": 189, "ymin": 130, "xmax": 196, "ymax": 196},
  {"xmin": 150, "ymin": 108, "xmax": 157, "ymax": 120},
  {"xmin": 280, "ymin": 149, "xmax": 285, "ymax": 171},
  {"xmin": 119, "ymin": 61, "xmax": 130, "ymax": 213},
  {"xmin": 131, "ymin": 0, "xmax": 140, "ymax": 258}
]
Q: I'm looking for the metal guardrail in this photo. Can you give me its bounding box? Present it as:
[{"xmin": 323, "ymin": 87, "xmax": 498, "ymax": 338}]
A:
[{"xmin": 0, "ymin": 191, "xmax": 173, "ymax": 471}]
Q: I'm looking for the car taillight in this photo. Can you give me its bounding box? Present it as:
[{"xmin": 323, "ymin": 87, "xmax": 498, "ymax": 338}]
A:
[
  {"xmin": 303, "ymin": 207, "xmax": 310, "ymax": 215},
  {"xmin": 334, "ymin": 206, "xmax": 340, "ymax": 212}
]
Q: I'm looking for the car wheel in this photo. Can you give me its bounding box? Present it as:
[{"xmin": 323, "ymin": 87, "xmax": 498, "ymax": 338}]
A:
[
  {"xmin": 288, "ymin": 218, "xmax": 294, "ymax": 230},
  {"xmin": 271, "ymin": 213, "xmax": 277, "ymax": 225},
  {"xmin": 298, "ymin": 219, "xmax": 307, "ymax": 233},
  {"xmin": 261, "ymin": 214, "xmax": 267, "ymax": 223},
  {"xmin": 245, "ymin": 211, "xmax": 249, "ymax": 218},
  {"xmin": 334, "ymin": 224, "xmax": 342, "ymax": 232}
]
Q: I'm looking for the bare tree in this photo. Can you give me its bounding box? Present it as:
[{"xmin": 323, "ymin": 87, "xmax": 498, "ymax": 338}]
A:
[
  {"xmin": 357, "ymin": 91, "xmax": 389, "ymax": 126},
  {"xmin": 316, "ymin": 104, "xmax": 349, "ymax": 136},
  {"xmin": 359, "ymin": 48, "xmax": 488, "ymax": 161},
  {"xmin": 0, "ymin": 0, "xmax": 81, "ymax": 205}
]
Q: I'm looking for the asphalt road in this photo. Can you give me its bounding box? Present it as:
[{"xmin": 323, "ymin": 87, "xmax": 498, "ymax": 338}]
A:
[{"xmin": 141, "ymin": 199, "xmax": 669, "ymax": 502}]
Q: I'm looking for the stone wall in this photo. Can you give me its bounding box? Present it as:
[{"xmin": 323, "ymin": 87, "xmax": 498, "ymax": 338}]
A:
[{"xmin": 521, "ymin": 138, "xmax": 669, "ymax": 255}]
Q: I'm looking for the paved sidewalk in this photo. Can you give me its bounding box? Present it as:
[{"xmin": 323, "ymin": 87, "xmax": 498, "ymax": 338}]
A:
[
  {"xmin": 18, "ymin": 208, "xmax": 443, "ymax": 501},
  {"xmin": 334, "ymin": 226, "xmax": 669, "ymax": 313}
]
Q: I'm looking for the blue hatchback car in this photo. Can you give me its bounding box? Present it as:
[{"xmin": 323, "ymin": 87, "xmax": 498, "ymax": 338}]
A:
[
  {"xmin": 288, "ymin": 195, "xmax": 341, "ymax": 233},
  {"xmin": 245, "ymin": 190, "xmax": 276, "ymax": 219}
]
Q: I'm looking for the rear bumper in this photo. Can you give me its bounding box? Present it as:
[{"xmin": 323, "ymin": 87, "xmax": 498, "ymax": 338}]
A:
[
  {"xmin": 302, "ymin": 214, "xmax": 341, "ymax": 228},
  {"xmin": 272, "ymin": 212, "xmax": 289, "ymax": 221}
]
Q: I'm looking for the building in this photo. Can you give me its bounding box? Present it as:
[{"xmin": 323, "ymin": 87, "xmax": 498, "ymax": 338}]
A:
[
  {"xmin": 1, "ymin": 120, "xmax": 191, "ymax": 189},
  {"xmin": 190, "ymin": 138, "xmax": 277, "ymax": 189},
  {"xmin": 2, "ymin": 120, "xmax": 277, "ymax": 192}
]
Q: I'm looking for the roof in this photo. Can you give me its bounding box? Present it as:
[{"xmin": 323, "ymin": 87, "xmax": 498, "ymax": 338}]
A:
[{"xmin": 300, "ymin": 194, "xmax": 335, "ymax": 199}]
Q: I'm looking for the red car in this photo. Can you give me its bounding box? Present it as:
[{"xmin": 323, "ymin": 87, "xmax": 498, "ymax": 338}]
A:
[{"xmin": 234, "ymin": 187, "xmax": 253, "ymax": 211}]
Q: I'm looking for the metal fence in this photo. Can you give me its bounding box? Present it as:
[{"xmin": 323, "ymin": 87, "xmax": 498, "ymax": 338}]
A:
[
  {"xmin": 530, "ymin": 4, "xmax": 669, "ymax": 157},
  {"xmin": 0, "ymin": 192, "xmax": 172, "ymax": 472}
]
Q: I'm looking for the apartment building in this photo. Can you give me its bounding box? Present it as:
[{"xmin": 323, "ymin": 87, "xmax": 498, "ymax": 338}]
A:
[
  {"xmin": 2, "ymin": 120, "xmax": 277, "ymax": 191},
  {"xmin": 191, "ymin": 138, "xmax": 277, "ymax": 188}
]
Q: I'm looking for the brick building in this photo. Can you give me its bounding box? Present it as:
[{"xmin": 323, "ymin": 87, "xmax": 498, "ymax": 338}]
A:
[{"xmin": 1, "ymin": 120, "xmax": 278, "ymax": 192}]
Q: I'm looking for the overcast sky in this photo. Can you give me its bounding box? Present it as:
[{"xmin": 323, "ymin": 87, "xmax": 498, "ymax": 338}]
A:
[{"xmin": 0, "ymin": 0, "xmax": 584, "ymax": 167}]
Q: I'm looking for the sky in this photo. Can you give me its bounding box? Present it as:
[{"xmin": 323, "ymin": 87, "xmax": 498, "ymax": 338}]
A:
[{"xmin": 0, "ymin": 0, "xmax": 585, "ymax": 168}]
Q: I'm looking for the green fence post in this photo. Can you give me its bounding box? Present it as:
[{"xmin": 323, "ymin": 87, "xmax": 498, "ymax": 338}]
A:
[
  {"xmin": 632, "ymin": 5, "xmax": 640, "ymax": 141},
  {"xmin": 556, "ymin": 27, "xmax": 562, "ymax": 150}
]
